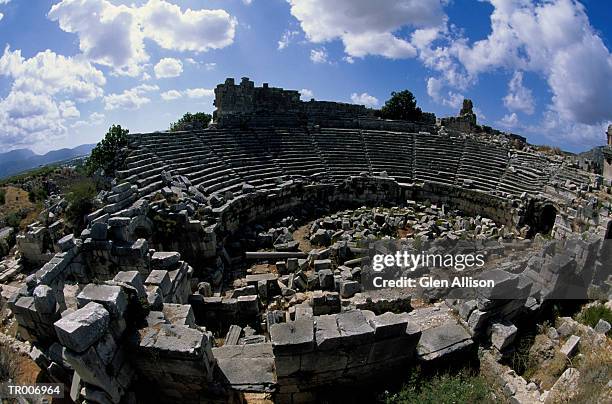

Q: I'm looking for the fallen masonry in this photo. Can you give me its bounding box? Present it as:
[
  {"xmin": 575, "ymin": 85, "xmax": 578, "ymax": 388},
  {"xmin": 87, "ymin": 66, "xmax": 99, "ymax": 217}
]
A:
[{"xmin": 2, "ymin": 78, "xmax": 612, "ymax": 403}]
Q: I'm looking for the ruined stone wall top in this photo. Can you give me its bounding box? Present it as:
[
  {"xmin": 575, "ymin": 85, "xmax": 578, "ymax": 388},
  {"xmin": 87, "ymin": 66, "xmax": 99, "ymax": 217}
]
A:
[{"xmin": 213, "ymin": 77, "xmax": 375, "ymax": 127}]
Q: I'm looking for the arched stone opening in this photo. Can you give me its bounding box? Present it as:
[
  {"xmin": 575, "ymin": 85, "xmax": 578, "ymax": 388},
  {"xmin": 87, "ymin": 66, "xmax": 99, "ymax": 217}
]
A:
[{"xmin": 539, "ymin": 205, "xmax": 557, "ymax": 235}]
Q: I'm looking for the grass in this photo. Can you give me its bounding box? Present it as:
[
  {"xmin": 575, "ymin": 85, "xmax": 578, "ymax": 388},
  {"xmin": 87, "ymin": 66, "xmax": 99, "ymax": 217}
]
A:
[
  {"xmin": 381, "ymin": 369, "xmax": 493, "ymax": 404},
  {"xmin": 575, "ymin": 303, "xmax": 612, "ymax": 334}
]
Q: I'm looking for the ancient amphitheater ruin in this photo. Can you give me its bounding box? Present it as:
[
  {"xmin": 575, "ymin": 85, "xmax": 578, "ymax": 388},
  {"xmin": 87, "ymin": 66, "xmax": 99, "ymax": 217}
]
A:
[{"xmin": 3, "ymin": 77, "xmax": 611, "ymax": 403}]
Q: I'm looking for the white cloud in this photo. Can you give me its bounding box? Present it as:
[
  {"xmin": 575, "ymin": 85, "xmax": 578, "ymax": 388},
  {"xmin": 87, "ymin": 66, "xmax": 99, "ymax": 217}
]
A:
[
  {"xmin": 350, "ymin": 92, "xmax": 378, "ymax": 107},
  {"xmin": 421, "ymin": 1, "xmax": 612, "ymax": 135},
  {"xmin": 343, "ymin": 56, "xmax": 354, "ymax": 64},
  {"xmin": 278, "ymin": 30, "xmax": 299, "ymax": 50},
  {"xmin": 204, "ymin": 62, "xmax": 216, "ymax": 71},
  {"xmin": 154, "ymin": 57, "xmax": 183, "ymax": 78},
  {"xmin": 300, "ymin": 88, "xmax": 313, "ymax": 100},
  {"xmin": 72, "ymin": 112, "xmax": 105, "ymax": 128},
  {"xmin": 161, "ymin": 89, "xmax": 182, "ymax": 101},
  {"xmin": 104, "ymin": 84, "xmax": 158, "ymax": 110},
  {"xmin": 185, "ymin": 88, "xmax": 214, "ymax": 98},
  {"xmin": 0, "ymin": 0, "xmax": 10, "ymax": 4},
  {"xmin": 160, "ymin": 87, "xmax": 214, "ymax": 101},
  {"xmin": 48, "ymin": 0, "xmax": 237, "ymax": 76},
  {"xmin": 0, "ymin": 47, "xmax": 106, "ymax": 150},
  {"xmin": 288, "ymin": 0, "xmax": 445, "ymax": 60},
  {"xmin": 138, "ymin": 0, "xmax": 236, "ymax": 52},
  {"xmin": 426, "ymin": 76, "xmax": 463, "ymax": 110},
  {"xmin": 242, "ymin": 0, "xmax": 253, "ymax": 5},
  {"xmin": 0, "ymin": 13, "xmax": 4, "ymax": 22},
  {"xmin": 503, "ymin": 71, "xmax": 535, "ymax": 115},
  {"xmin": 498, "ymin": 112, "xmax": 519, "ymax": 128},
  {"xmin": 0, "ymin": 46, "xmax": 106, "ymax": 102},
  {"xmin": 310, "ymin": 48, "xmax": 328, "ymax": 64}
]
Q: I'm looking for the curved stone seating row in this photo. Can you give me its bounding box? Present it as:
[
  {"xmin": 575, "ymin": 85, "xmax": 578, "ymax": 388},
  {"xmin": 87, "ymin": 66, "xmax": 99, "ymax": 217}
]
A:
[
  {"xmin": 456, "ymin": 139, "xmax": 509, "ymax": 192},
  {"xmin": 122, "ymin": 128, "xmax": 563, "ymax": 202},
  {"xmin": 311, "ymin": 128, "xmax": 371, "ymax": 181},
  {"xmin": 362, "ymin": 130, "xmax": 414, "ymax": 183},
  {"xmin": 414, "ymin": 134, "xmax": 463, "ymax": 186}
]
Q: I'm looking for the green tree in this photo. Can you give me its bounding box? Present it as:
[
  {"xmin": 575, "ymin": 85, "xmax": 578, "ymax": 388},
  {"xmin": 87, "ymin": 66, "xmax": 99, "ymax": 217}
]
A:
[
  {"xmin": 86, "ymin": 125, "xmax": 129, "ymax": 176},
  {"xmin": 28, "ymin": 187, "xmax": 47, "ymax": 203},
  {"xmin": 380, "ymin": 90, "xmax": 423, "ymax": 121},
  {"xmin": 170, "ymin": 112, "xmax": 212, "ymax": 131},
  {"xmin": 65, "ymin": 179, "xmax": 97, "ymax": 231}
]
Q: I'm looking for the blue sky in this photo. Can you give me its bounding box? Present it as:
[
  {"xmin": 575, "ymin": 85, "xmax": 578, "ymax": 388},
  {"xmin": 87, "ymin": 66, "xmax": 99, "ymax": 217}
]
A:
[{"xmin": 0, "ymin": 0, "xmax": 611, "ymax": 154}]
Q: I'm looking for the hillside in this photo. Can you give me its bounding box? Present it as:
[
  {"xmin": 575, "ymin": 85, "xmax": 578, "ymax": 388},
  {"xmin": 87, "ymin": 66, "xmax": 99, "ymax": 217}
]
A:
[{"xmin": 0, "ymin": 144, "xmax": 95, "ymax": 179}]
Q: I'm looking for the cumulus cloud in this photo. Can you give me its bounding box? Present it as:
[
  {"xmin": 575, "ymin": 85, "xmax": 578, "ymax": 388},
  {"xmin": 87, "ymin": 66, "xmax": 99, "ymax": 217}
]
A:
[
  {"xmin": 48, "ymin": 0, "xmax": 237, "ymax": 76},
  {"xmin": 278, "ymin": 29, "xmax": 299, "ymax": 50},
  {"xmin": 350, "ymin": 92, "xmax": 379, "ymax": 107},
  {"xmin": 503, "ymin": 71, "xmax": 535, "ymax": 115},
  {"xmin": 161, "ymin": 89, "xmax": 182, "ymax": 101},
  {"xmin": 310, "ymin": 48, "xmax": 328, "ymax": 64},
  {"xmin": 154, "ymin": 57, "xmax": 183, "ymax": 78},
  {"xmin": 72, "ymin": 111, "xmax": 106, "ymax": 128},
  {"xmin": 160, "ymin": 87, "xmax": 214, "ymax": 101},
  {"xmin": 104, "ymin": 84, "xmax": 158, "ymax": 110},
  {"xmin": 0, "ymin": 13, "xmax": 3, "ymax": 22},
  {"xmin": 0, "ymin": 46, "xmax": 106, "ymax": 150},
  {"xmin": 498, "ymin": 112, "xmax": 520, "ymax": 128},
  {"xmin": 426, "ymin": 77, "xmax": 463, "ymax": 110},
  {"xmin": 300, "ymin": 88, "xmax": 313, "ymax": 100},
  {"xmin": 288, "ymin": 0, "xmax": 445, "ymax": 60},
  {"xmin": 416, "ymin": 0, "xmax": 612, "ymax": 145}
]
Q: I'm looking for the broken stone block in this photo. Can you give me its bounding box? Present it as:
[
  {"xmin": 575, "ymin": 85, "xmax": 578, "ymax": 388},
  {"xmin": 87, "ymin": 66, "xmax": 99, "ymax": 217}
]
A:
[
  {"xmin": 162, "ymin": 303, "xmax": 195, "ymax": 328},
  {"xmin": 286, "ymin": 258, "xmax": 298, "ymax": 272},
  {"xmin": 417, "ymin": 323, "xmax": 473, "ymax": 361},
  {"xmin": 340, "ymin": 280, "xmax": 360, "ymax": 298},
  {"xmin": 275, "ymin": 261, "xmax": 287, "ymax": 274},
  {"xmin": 53, "ymin": 302, "xmax": 110, "ymax": 353},
  {"xmin": 270, "ymin": 319, "xmax": 314, "ymax": 355},
  {"xmin": 313, "ymin": 259, "xmax": 331, "ymax": 271},
  {"xmin": 458, "ymin": 300, "xmax": 477, "ymax": 321},
  {"xmin": 145, "ymin": 270, "xmax": 171, "ymax": 296},
  {"xmin": 146, "ymin": 286, "xmax": 163, "ymax": 311},
  {"xmin": 113, "ymin": 271, "xmax": 146, "ymax": 299},
  {"xmin": 231, "ymin": 285, "xmax": 257, "ymax": 298},
  {"xmin": 56, "ymin": 234, "xmax": 76, "ymax": 252},
  {"xmin": 336, "ymin": 310, "xmax": 374, "ymax": 345},
  {"xmin": 368, "ymin": 312, "xmax": 409, "ymax": 340},
  {"xmin": 64, "ymin": 345, "xmax": 123, "ymax": 402},
  {"xmin": 32, "ymin": 285, "xmax": 56, "ymax": 314},
  {"xmin": 560, "ymin": 335, "xmax": 580, "ymax": 357},
  {"xmin": 77, "ymin": 284, "xmax": 128, "ymax": 317},
  {"xmin": 150, "ymin": 251, "xmax": 180, "ymax": 270},
  {"xmin": 594, "ymin": 319, "xmax": 611, "ymax": 334},
  {"xmin": 90, "ymin": 222, "xmax": 108, "ymax": 241},
  {"xmin": 489, "ymin": 321, "xmax": 518, "ymax": 350},
  {"xmin": 318, "ymin": 269, "xmax": 334, "ymax": 290},
  {"xmin": 224, "ymin": 325, "xmax": 242, "ymax": 345}
]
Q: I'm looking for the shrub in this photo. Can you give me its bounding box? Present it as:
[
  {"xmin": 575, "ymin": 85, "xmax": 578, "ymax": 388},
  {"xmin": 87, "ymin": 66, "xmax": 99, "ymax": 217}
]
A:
[
  {"xmin": 380, "ymin": 90, "xmax": 423, "ymax": 122},
  {"xmin": 576, "ymin": 304, "xmax": 612, "ymax": 334},
  {"xmin": 381, "ymin": 369, "xmax": 492, "ymax": 404},
  {"xmin": 170, "ymin": 112, "xmax": 212, "ymax": 131},
  {"xmin": 65, "ymin": 179, "xmax": 97, "ymax": 231},
  {"xmin": 0, "ymin": 188, "xmax": 5, "ymax": 205},
  {"xmin": 0, "ymin": 343, "xmax": 16, "ymax": 382},
  {"xmin": 86, "ymin": 125, "xmax": 129, "ymax": 176},
  {"xmin": 28, "ymin": 187, "xmax": 47, "ymax": 203}
]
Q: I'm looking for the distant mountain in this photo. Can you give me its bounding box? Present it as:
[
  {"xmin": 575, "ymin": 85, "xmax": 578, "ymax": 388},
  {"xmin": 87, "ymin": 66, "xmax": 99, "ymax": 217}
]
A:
[{"xmin": 0, "ymin": 144, "xmax": 95, "ymax": 179}]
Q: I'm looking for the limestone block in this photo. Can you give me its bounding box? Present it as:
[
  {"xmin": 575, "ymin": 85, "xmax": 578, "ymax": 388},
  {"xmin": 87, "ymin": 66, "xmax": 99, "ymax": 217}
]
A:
[
  {"xmin": 91, "ymin": 223, "xmax": 108, "ymax": 241},
  {"xmin": 270, "ymin": 319, "xmax": 314, "ymax": 355},
  {"xmin": 318, "ymin": 269, "xmax": 334, "ymax": 290},
  {"xmin": 64, "ymin": 346, "xmax": 122, "ymax": 403},
  {"xmin": 56, "ymin": 234, "xmax": 76, "ymax": 252},
  {"xmin": 340, "ymin": 280, "xmax": 360, "ymax": 298},
  {"xmin": 162, "ymin": 304, "xmax": 195, "ymax": 328},
  {"xmin": 151, "ymin": 251, "xmax": 180, "ymax": 270},
  {"xmin": 560, "ymin": 335, "xmax": 580, "ymax": 357},
  {"xmin": 77, "ymin": 284, "xmax": 128, "ymax": 317},
  {"xmin": 594, "ymin": 319, "xmax": 611, "ymax": 334},
  {"xmin": 54, "ymin": 302, "xmax": 110, "ymax": 353},
  {"xmin": 490, "ymin": 321, "xmax": 518, "ymax": 350},
  {"xmin": 33, "ymin": 285, "xmax": 57, "ymax": 314},
  {"xmin": 145, "ymin": 270, "xmax": 171, "ymax": 296},
  {"xmin": 417, "ymin": 323, "xmax": 473, "ymax": 361},
  {"xmin": 113, "ymin": 271, "xmax": 146, "ymax": 298},
  {"xmin": 336, "ymin": 310, "xmax": 374, "ymax": 346}
]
